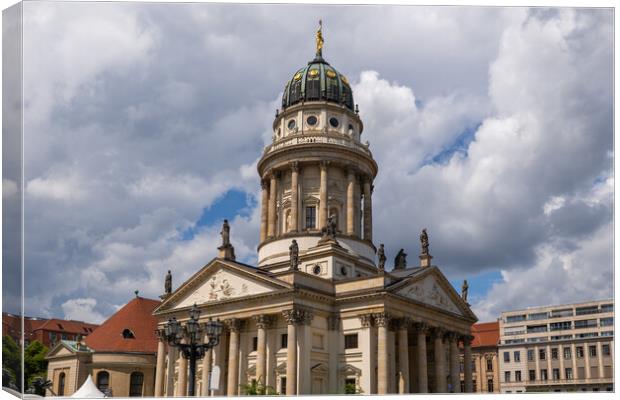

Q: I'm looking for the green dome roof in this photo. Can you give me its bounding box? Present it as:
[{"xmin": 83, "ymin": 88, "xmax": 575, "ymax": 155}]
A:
[{"xmin": 281, "ymin": 54, "xmax": 354, "ymax": 111}]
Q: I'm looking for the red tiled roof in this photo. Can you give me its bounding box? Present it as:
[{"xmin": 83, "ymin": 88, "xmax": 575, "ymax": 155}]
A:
[
  {"xmin": 84, "ymin": 297, "xmax": 160, "ymax": 353},
  {"xmin": 471, "ymin": 321, "xmax": 500, "ymax": 348},
  {"xmin": 34, "ymin": 318, "xmax": 98, "ymax": 335}
]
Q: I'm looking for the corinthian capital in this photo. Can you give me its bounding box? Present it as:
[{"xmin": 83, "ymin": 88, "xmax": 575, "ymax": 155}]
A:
[
  {"xmin": 282, "ymin": 308, "xmax": 313, "ymax": 325},
  {"xmin": 224, "ymin": 318, "xmax": 245, "ymax": 332},
  {"xmin": 373, "ymin": 312, "xmax": 391, "ymax": 328},
  {"xmin": 253, "ymin": 314, "xmax": 274, "ymax": 330},
  {"xmin": 359, "ymin": 314, "xmax": 374, "ymax": 328}
]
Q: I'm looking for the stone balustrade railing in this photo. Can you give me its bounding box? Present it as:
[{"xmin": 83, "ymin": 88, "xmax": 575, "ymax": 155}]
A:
[{"xmin": 264, "ymin": 134, "xmax": 371, "ymax": 156}]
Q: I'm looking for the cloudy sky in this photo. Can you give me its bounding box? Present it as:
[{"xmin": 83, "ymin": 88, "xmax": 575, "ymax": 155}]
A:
[{"xmin": 3, "ymin": 2, "xmax": 613, "ymax": 323}]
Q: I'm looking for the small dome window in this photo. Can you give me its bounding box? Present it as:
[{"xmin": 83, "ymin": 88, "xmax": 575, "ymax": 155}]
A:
[
  {"xmin": 306, "ymin": 115, "xmax": 318, "ymax": 126},
  {"xmin": 293, "ymin": 72, "xmax": 303, "ymax": 81},
  {"xmin": 308, "ymin": 69, "xmax": 319, "ymax": 77},
  {"xmin": 122, "ymin": 328, "xmax": 135, "ymax": 339},
  {"xmin": 313, "ymin": 265, "xmax": 322, "ymax": 275},
  {"xmin": 326, "ymin": 70, "xmax": 337, "ymax": 78},
  {"xmin": 287, "ymin": 119, "xmax": 296, "ymax": 130},
  {"xmin": 329, "ymin": 117, "xmax": 340, "ymax": 128},
  {"xmin": 340, "ymin": 266, "xmax": 348, "ymax": 276},
  {"xmin": 348, "ymin": 124, "xmax": 354, "ymax": 134}
]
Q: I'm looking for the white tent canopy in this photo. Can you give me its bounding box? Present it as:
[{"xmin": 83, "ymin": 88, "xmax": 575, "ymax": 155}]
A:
[{"xmin": 71, "ymin": 376, "xmax": 105, "ymax": 398}]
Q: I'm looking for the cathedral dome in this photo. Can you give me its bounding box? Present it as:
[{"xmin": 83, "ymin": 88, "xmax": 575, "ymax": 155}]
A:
[{"xmin": 281, "ymin": 56, "xmax": 354, "ymax": 111}]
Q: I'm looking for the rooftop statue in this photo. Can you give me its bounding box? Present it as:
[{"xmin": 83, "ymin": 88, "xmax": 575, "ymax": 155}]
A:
[
  {"xmin": 420, "ymin": 228, "xmax": 430, "ymax": 255},
  {"xmin": 289, "ymin": 240, "xmax": 299, "ymax": 271},
  {"xmin": 221, "ymin": 219, "xmax": 231, "ymax": 247},
  {"xmin": 394, "ymin": 249, "xmax": 407, "ymax": 269},
  {"xmin": 377, "ymin": 244, "xmax": 386, "ymax": 271},
  {"xmin": 164, "ymin": 270, "xmax": 172, "ymax": 295}
]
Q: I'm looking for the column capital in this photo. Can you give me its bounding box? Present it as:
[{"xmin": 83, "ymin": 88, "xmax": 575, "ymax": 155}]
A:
[
  {"xmin": 224, "ymin": 318, "xmax": 245, "ymax": 332},
  {"xmin": 253, "ymin": 314, "xmax": 274, "ymax": 330},
  {"xmin": 359, "ymin": 313, "xmax": 374, "ymax": 328},
  {"xmin": 261, "ymin": 180, "xmax": 269, "ymax": 190},
  {"xmin": 290, "ymin": 161, "xmax": 299, "ymax": 172},
  {"xmin": 282, "ymin": 308, "xmax": 313, "ymax": 325},
  {"xmin": 460, "ymin": 334, "xmax": 475, "ymax": 345},
  {"xmin": 430, "ymin": 326, "xmax": 446, "ymax": 339},
  {"xmin": 391, "ymin": 317, "xmax": 411, "ymax": 331},
  {"xmin": 445, "ymin": 331, "xmax": 460, "ymax": 341},
  {"xmin": 373, "ymin": 312, "xmax": 392, "ymax": 328},
  {"xmin": 319, "ymin": 160, "xmax": 330, "ymax": 170},
  {"xmin": 327, "ymin": 314, "xmax": 340, "ymax": 331},
  {"xmin": 413, "ymin": 321, "xmax": 430, "ymax": 334}
]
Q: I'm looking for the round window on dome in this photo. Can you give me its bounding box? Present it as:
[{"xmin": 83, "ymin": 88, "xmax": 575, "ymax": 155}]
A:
[
  {"xmin": 288, "ymin": 119, "xmax": 296, "ymax": 130},
  {"xmin": 329, "ymin": 117, "xmax": 340, "ymax": 128},
  {"xmin": 313, "ymin": 265, "xmax": 322, "ymax": 275},
  {"xmin": 306, "ymin": 115, "xmax": 318, "ymax": 126}
]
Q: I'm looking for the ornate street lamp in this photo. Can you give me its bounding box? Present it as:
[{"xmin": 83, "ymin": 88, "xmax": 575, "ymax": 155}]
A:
[{"xmin": 160, "ymin": 303, "xmax": 223, "ymax": 396}]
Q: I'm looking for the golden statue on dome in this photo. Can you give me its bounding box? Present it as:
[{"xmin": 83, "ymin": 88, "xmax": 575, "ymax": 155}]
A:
[{"xmin": 316, "ymin": 19, "xmax": 324, "ymax": 56}]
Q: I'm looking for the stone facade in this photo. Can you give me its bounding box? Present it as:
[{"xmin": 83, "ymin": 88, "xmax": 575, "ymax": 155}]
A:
[
  {"xmin": 498, "ymin": 299, "xmax": 614, "ymax": 393},
  {"xmin": 152, "ymin": 40, "xmax": 477, "ymax": 396}
]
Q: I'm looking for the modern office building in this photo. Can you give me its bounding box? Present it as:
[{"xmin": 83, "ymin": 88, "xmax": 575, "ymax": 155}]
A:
[{"xmin": 498, "ymin": 299, "xmax": 613, "ymax": 392}]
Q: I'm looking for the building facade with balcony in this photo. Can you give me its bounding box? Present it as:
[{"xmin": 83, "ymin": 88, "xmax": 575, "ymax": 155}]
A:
[
  {"xmin": 498, "ymin": 299, "xmax": 613, "ymax": 392},
  {"xmin": 151, "ymin": 26, "xmax": 477, "ymax": 397}
]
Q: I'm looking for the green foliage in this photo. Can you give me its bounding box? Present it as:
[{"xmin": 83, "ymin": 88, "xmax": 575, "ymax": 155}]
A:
[
  {"xmin": 343, "ymin": 382, "xmax": 363, "ymax": 394},
  {"xmin": 239, "ymin": 379, "xmax": 278, "ymax": 395},
  {"xmin": 24, "ymin": 340, "xmax": 49, "ymax": 394},
  {"xmin": 2, "ymin": 335, "xmax": 21, "ymax": 390}
]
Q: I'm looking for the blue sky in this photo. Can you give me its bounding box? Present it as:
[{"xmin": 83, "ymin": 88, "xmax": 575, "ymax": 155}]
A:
[{"xmin": 2, "ymin": 3, "xmax": 612, "ymax": 323}]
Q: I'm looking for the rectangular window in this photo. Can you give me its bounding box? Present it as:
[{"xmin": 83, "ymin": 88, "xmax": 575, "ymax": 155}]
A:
[
  {"xmin": 527, "ymin": 349, "xmax": 534, "ymax": 361},
  {"xmin": 305, "ymin": 206, "xmax": 316, "ymax": 229},
  {"xmin": 576, "ymin": 306, "xmax": 599, "ymax": 316},
  {"xmin": 563, "ymin": 347, "xmax": 571, "ymax": 359},
  {"xmin": 281, "ymin": 333, "xmax": 288, "ymax": 349},
  {"xmin": 506, "ymin": 315, "xmax": 527, "ymax": 323},
  {"xmin": 504, "ymin": 371, "xmax": 510, "ymax": 382},
  {"xmin": 550, "ymin": 308, "xmax": 573, "ymax": 318},
  {"xmin": 513, "ymin": 351, "xmax": 520, "ymax": 362},
  {"xmin": 486, "ymin": 358, "xmax": 493, "ymax": 371},
  {"xmin": 540, "ymin": 369, "xmax": 548, "ymax": 381},
  {"xmin": 344, "ymin": 334, "xmax": 358, "ymax": 349},
  {"xmin": 515, "ymin": 371, "xmax": 522, "ymax": 382},
  {"xmin": 600, "ymin": 317, "xmax": 613, "ymax": 327},
  {"xmin": 600, "ymin": 304, "xmax": 613, "ymax": 313},
  {"xmin": 602, "ymin": 344, "xmax": 610, "ymax": 356},
  {"xmin": 539, "ymin": 349, "xmax": 546, "ymax": 360},
  {"xmin": 590, "ymin": 366, "xmax": 599, "ymax": 379},
  {"xmin": 529, "ymin": 370, "xmax": 536, "ymax": 381},
  {"xmin": 576, "ymin": 346, "xmax": 584, "ymax": 358},
  {"xmin": 574, "ymin": 319, "xmax": 597, "ymax": 329},
  {"xmin": 577, "ymin": 367, "xmax": 585, "ymax": 379},
  {"xmin": 589, "ymin": 345, "xmax": 597, "ymax": 357},
  {"xmin": 280, "ymin": 377, "xmax": 287, "ymax": 394},
  {"xmin": 551, "ymin": 348, "xmax": 558, "ymax": 359},
  {"xmin": 487, "ymin": 379, "xmax": 493, "ymax": 392},
  {"xmin": 550, "ymin": 321, "xmax": 572, "ymax": 331},
  {"xmin": 552, "ymin": 368, "xmax": 560, "ymax": 380},
  {"xmin": 527, "ymin": 324, "xmax": 548, "ymax": 333},
  {"xmin": 528, "ymin": 312, "xmax": 548, "ymax": 320},
  {"xmin": 252, "ymin": 337, "xmax": 258, "ymax": 352},
  {"xmin": 565, "ymin": 368, "xmax": 573, "ymax": 380},
  {"xmin": 503, "ymin": 352, "xmax": 510, "ymax": 363},
  {"xmin": 459, "ymin": 361, "xmax": 464, "ymax": 373}
]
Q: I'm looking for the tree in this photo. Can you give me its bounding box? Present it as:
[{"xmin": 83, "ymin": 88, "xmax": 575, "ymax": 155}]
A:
[
  {"xmin": 24, "ymin": 340, "xmax": 49, "ymax": 394},
  {"xmin": 239, "ymin": 379, "xmax": 278, "ymax": 395},
  {"xmin": 2, "ymin": 335, "xmax": 21, "ymax": 390}
]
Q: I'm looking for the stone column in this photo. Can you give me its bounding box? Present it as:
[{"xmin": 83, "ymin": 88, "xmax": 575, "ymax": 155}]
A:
[
  {"xmin": 397, "ymin": 320, "xmax": 409, "ymax": 393},
  {"xmin": 584, "ymin": 342, "xmax": 591, "ymax": 378},
  {"xmin": 359, "ymin": 314, "xmax": 377, "ymax": 394},
  {"xmin": 448, "ymin": 333, "xmax": 460, "ymax": 393},
  {"xmin": 327, "ymin": 315, "xmax": 340, "ymax": 393},
  {"xmin": 177, "ymin": 347, "xmax": 188, "ymax": 396},
  {"xmin": 267, "ymin": 172, "xmax": 277, "ymax": 238},
  {"xmin": 290, "ymin": 162, "xmax": 299, "ymax": 232},
  {"xmin": 225, "ymin": 319, "xmax": 243, "ymax": 396},
  {"xmin": 282, "ymin": 309, "xmax": 312, "ymax": 395},
  {"xmin": 433, "ymin": 328, "xmax": 446, "ymax": 393},
  {"xmin": 363, "ymin": 178, "xmax": 373, "ymax": 241},
  {"xmin": 375, "ymin": 312, "xmax": 391, "ymax": 394},
  {"xmin": 154, "ymin": 338, "xmax": 167, "ymax": 397},
  {"xmin": 201, "ymin": 347, "xmax": 212, "ymax": 396},
  {"xmin": 346, "ymin": 169, "xmax": 355, "ymax": 235},
  {"xmin": 254, "ymin": 315, "xmax": 272, "ymax": 384},
  {"xmin": 165, "ymin": 345, "xmax": 177, "ymax": 396},
  {"xmin": 415, "ymin": 323, "xmax": 429, "ymax": 393},
  {"xmin": 260, "ymin": 180, "xmax": 269, "ymax": 241},
  {"xmin": 319, "ymin": 161, "xmax": 328, "ymax": 230},
  {"xmin": 570, "ymin": 343, "xmax": 577, "ymax": 380},
  {"xmin": 597, "ymin": 341, "xmax": 604, "ymax": 379},
  {"xmin": 463, "ymin": 335, "xmax": 473, "ymax": 393}
]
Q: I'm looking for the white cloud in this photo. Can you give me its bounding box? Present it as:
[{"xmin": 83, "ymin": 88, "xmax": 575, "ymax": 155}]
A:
[{"xmin": 61, "ymin": 298, "xmax": 107, "ymax": 324}]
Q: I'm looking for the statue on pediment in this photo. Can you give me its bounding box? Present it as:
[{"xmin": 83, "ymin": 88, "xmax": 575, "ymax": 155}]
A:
[
  {"xmin": 164, "ymin": 270, "xmax": 172, "ymax": 295},
  {"xmin": 461, "ymin": 279, "xmax": 469, "ymax": 302},
  {"xmin": 289, "ymin": 239, "xmax": 299, "ymax": 271},
  {"xmin": 377, "ymin": 244, "xmax": 386, "ymax": 271},
  {"xmin": 221, "ymin": 219, "xmax": 231, "ymax": 247},
  {"xmin": 420, "ymin": 228, "xmax": 430, "ymax": 255},
  {"xmin": 394, "ymin": 249, "xmax": 407, "ymax": 269}
]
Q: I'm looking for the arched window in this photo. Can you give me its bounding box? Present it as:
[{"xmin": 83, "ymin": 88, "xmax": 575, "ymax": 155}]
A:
[
  {"xmin": 122, "ymin": 328, "xmax": 135, "ymax": 339},
  {"xmin": 58, "ymin": 372, "xmax": 66, "ymax": 396},
  {"xmin": 96, "ymin": 371, "xmax": 109, "ymax": 392},
  {"xmin": 129, "ymin": 372, "xmax": 144, "ymax": 397}
]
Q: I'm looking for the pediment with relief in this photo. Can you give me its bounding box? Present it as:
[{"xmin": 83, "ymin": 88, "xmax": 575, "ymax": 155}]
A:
[
  {"xmin": 173, "ymin": 266, "xmax": 279, "ymax": 309},
  {"xmin": 395, "ymin": 274, "xmax": 462, "ymax": 315}
]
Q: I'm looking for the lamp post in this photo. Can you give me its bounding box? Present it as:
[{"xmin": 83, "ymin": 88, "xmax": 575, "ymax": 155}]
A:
[{"xmin": 159, "ymin": 303, "xmax": 223, "ymax": 396}]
